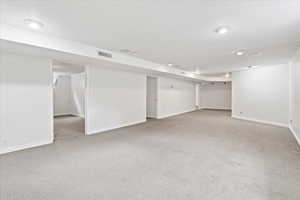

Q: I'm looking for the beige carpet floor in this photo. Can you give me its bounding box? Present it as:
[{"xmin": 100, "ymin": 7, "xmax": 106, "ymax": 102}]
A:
[
  {"xmin": 54, "ymin": 115, "xmax": 85, "ymax": 140},
  {"xmin": 1, "ymin": 110, "xmax": 300, "ymax": 200}
]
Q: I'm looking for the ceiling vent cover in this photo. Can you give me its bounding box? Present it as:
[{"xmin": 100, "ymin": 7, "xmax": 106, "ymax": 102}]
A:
[{"xmin": 98, "ymin": 51, "xmax": 112, "ymax": 58}]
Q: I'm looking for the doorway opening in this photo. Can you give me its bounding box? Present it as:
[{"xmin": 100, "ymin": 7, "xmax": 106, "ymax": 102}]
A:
[
  {"xmin": 52, "ymin": 61, "xmax": 86, "ymax": 141},
  {"xmin": 146, "ymin": 76, "xmax": 158, "ymax": 119}
]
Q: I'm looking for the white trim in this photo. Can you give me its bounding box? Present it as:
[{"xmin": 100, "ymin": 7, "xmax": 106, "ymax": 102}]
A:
[
  {"xmin": 0, "ymin": 139, "xmax": 53, "ymax": 155},
  {"xmin": 157, "ymin": 109, "xmax": 196, "ymax": 119},
  {"xmin": 54, "ymin": 113, "xmax": 84, "ymax": 118},
  {"xmin": 86, "ymin": 120, "xmax": 146, "ymax": 135},
  {"xmin": 50, "ymin": 61, "xmax": 54, "ymax": 144},
  {"xmin": 71, "ymin": 113, "xmax": 84, "ymax": 119},
  {"xmin": 84, "ymin": 66, "xmax": 89, "ymax": 136},
  {"xmin": 54, "ymin": 113, "xmax": 72, "ymax": 117},
  {"xmin": 199, "ymin": 107, "xmax": 232, "ymax": 111},
  {"xmin": 289, "ymin": 124, "xmax": 300, "ymax": 146},
  {"xmin": 289, "ymin": 62, "xmax": 293, "ymax": 125},
  {"xmin": 232, "ymin": 115, "xmax": 289, "ymax": 128},
  {"xmin": 70, "ymin": 113, "xmax": 85, "ymax": 118}
]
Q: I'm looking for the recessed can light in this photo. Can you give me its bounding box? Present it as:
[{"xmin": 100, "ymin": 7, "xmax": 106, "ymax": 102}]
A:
[
  {"xmin": 236, "ymin": 51, "xmax": 244, "ymax": 56},
  {"xmin": 24, "ymin": 19, "xmax": 44, "ymax": 30},
  {"xmin": 225, "ymin": 73, "xmax": 230, "ymax": 78},
  {"xmin": 168, "ymin": 63, "xmax": 173, "ymax": 67},
  {"xmin": 215, "ymin": 26, "xmax": 229, "ymax": 35}
]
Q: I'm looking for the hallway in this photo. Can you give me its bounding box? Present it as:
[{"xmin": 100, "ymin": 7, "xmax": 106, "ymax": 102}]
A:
[{"xmin": 54, "ymin": 116, "xmax": 85, "ymax": 140}]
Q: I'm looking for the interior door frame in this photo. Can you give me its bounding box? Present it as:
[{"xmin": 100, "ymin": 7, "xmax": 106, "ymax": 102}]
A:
[{"xmin": 146, "ymin": 76, "xmax": 158, "ymax": 119}]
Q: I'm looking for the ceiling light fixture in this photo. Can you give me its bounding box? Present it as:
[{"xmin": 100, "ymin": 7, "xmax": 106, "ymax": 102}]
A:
[
  {"xmin": 215, "ymin": 26, "xmax": 229, "ymax": 35},
  {"xmin": 236, "ymin": 51, "xmax": 244, "ymax": 56},
  {"xmin": 24, "ymin": 19, "xmax": 44, "ymax": 30},
  {"xmin": 225, "ymin": 73, "xmax": 230, "ymax": 78},
  {"xmin": 168, "ymin": 63, "xmax": 173, "ymax": 67}
]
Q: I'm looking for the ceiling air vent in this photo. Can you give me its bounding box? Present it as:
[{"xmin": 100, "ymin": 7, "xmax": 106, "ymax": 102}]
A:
[{"xmin": 98, "ymin": 50, "xmax": 112, "ymax": 58}]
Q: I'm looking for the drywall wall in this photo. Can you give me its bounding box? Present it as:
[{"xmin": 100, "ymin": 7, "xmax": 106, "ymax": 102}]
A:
[
  {"xmin": 232, "ymin": 65, "xmax": 290, "ymax": 127},
  {"xmin": 53, "ymin": 74, "xmax": 71, "ymax": 116},
  {"xmin": 157, "ymin": 77, "xmax": 196, "ymax": 118},
  {"xmin": 0, "ymin": 52, "xmax": 53, "ymax": 154},
  {"xmin": 1, "ymin": 24, "xmax": 228, "ymax": 82},
  {"xmin": 53, "ymin": 73, "xmax": 85, "ymax": 117},
  {"xmin": 86, "ymin": 65, "xmax": 146, "ymax": 134},
  {"xmin": 70, "ymin": 73, "xmax": 85, "ymax": 117},
  {"xmin": 199, "ymin": 82, "xmax": 232, "ymax": 110},
  {"xmin": 290, "ymin": 48, "xmax": 300, "ymax": 144}
]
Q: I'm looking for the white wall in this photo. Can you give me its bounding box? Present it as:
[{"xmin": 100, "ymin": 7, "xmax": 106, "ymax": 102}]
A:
[
  {"xmin": 70, "ymin": 73, "xmax": 85, "ymax": 117},
  {"xmin": 0, "ymin": 52, "xmax": 53, "ymax": 154},
  {"xmin": 1, "ymin": 24, "xmax": 228, "ymax": 83},
  {"xmin": 199, "ymin": 82, "xmax": 231, "ymax": 110},
  {"xmin": 54, "ymin": 74, "xmax": 71, "ymax": 116},
  {"xmin": 86, "ymin": 65, "xmax": 146, "ymax": 134},
  {"xmin": 53, "ymin": 73, "xmax": 85, "ymax": 117},
  {"xmin": 232, "ymin": 65, "xmax": 290, "ymax": 127},
  {"xmin": 157, "ymin": 77, "xmax": 196, "ymax": 118},
  {"xmin": 290, "ymin": 48, "xmax": 300, "ymax": 143}
]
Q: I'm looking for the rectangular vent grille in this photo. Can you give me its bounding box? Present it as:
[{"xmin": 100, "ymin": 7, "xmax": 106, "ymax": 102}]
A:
[{"xmin": 98, "ymin": 51, "xmax": 112, "ymax": 58}]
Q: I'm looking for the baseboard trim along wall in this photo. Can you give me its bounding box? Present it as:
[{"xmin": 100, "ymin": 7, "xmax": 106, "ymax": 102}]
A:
[
  {"xmin": 71, "ymin": 113, "xmax": 85, "ymax": 118},
  {"xmin": 0, "ymin": 139, "xmax": 53, "ymax": 155},
  {"xmin": 54, "ymin": 113, "xmax": 85, "ymax": 118},
  {"xmin": 157, "ymin": 109, "xmax": 197, "ymax": 119},
  {"xmin": 54, "ymin": 113, "xmax": 72, "ymax": 117},
  {"xmin": 87, "ymin": 120, "xmax": 146, "ymax": 135},
  {"xmin": 232, "ymin": 115, "xmax": 289, "ymax": 128},
  {"xmin": 289, "ymin": 124, "xmax": 300, "ymax": 146},
  {"xmin": 199, "ymin": 107, "xmax": 232, "ymax": 111}
]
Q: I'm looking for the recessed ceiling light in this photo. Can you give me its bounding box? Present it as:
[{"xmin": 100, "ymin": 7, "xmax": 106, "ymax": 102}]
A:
[
  {"xmin": 236, "ymin": 51, "xmax": 244, "ymax": 56},
  {"xmin": 215, "ymin": 26, "xmax": 229, "ymax": 35},
  {"xmin": 24, "ymin": 19, "xmax": 44, "ymax": 30},
  {"xmin": 225, "ymin": 73, "xmax": 230, "ymax": 78},
  {"xmin": 168, "ymin": 63, "xmax": 173, "ymax": 67}
]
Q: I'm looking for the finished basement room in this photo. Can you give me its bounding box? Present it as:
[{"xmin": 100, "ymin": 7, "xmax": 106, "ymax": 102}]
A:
[{"xmin": 0, "ymin": 1, "xmax": 300, "ymax": 200}]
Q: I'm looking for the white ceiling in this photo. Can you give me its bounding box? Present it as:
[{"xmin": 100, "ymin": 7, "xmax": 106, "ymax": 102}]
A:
[{"xmin": 1, "ymin": 0, "xmax": 300, "ymax": 73}]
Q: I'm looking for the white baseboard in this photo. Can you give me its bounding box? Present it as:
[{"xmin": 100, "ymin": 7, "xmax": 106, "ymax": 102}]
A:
[
  {"xmin": 87, "ymin": 119, "xmax": 146, "ymax": 135},
  {"xmin": 0, "ymin": 139, "xmax": 53, "ymax": 155},
  {"xmin": 70, "ymin": 113, "xmax": 85, "ymax": 118},
  {"xmin": 157, "ymin": 108, "xmax": 196, "ymax": 119},
  {"xmin": 54, "ymin": 113, "xmax": 72, "ymax": 117},
  {"xmin": 199, "ymin": 107, "xmax": 232, "ymax": 111},
  {"xmin": 289, "ymin": 124, "xmax": 300, "ymax": 146},
  {"xmin": 54, "ymin": 113, "xmax": 84, "ymax": 118},
  {"xmin": 232, "ymin": 115, "xmax": 289, "ymax": 128}
]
